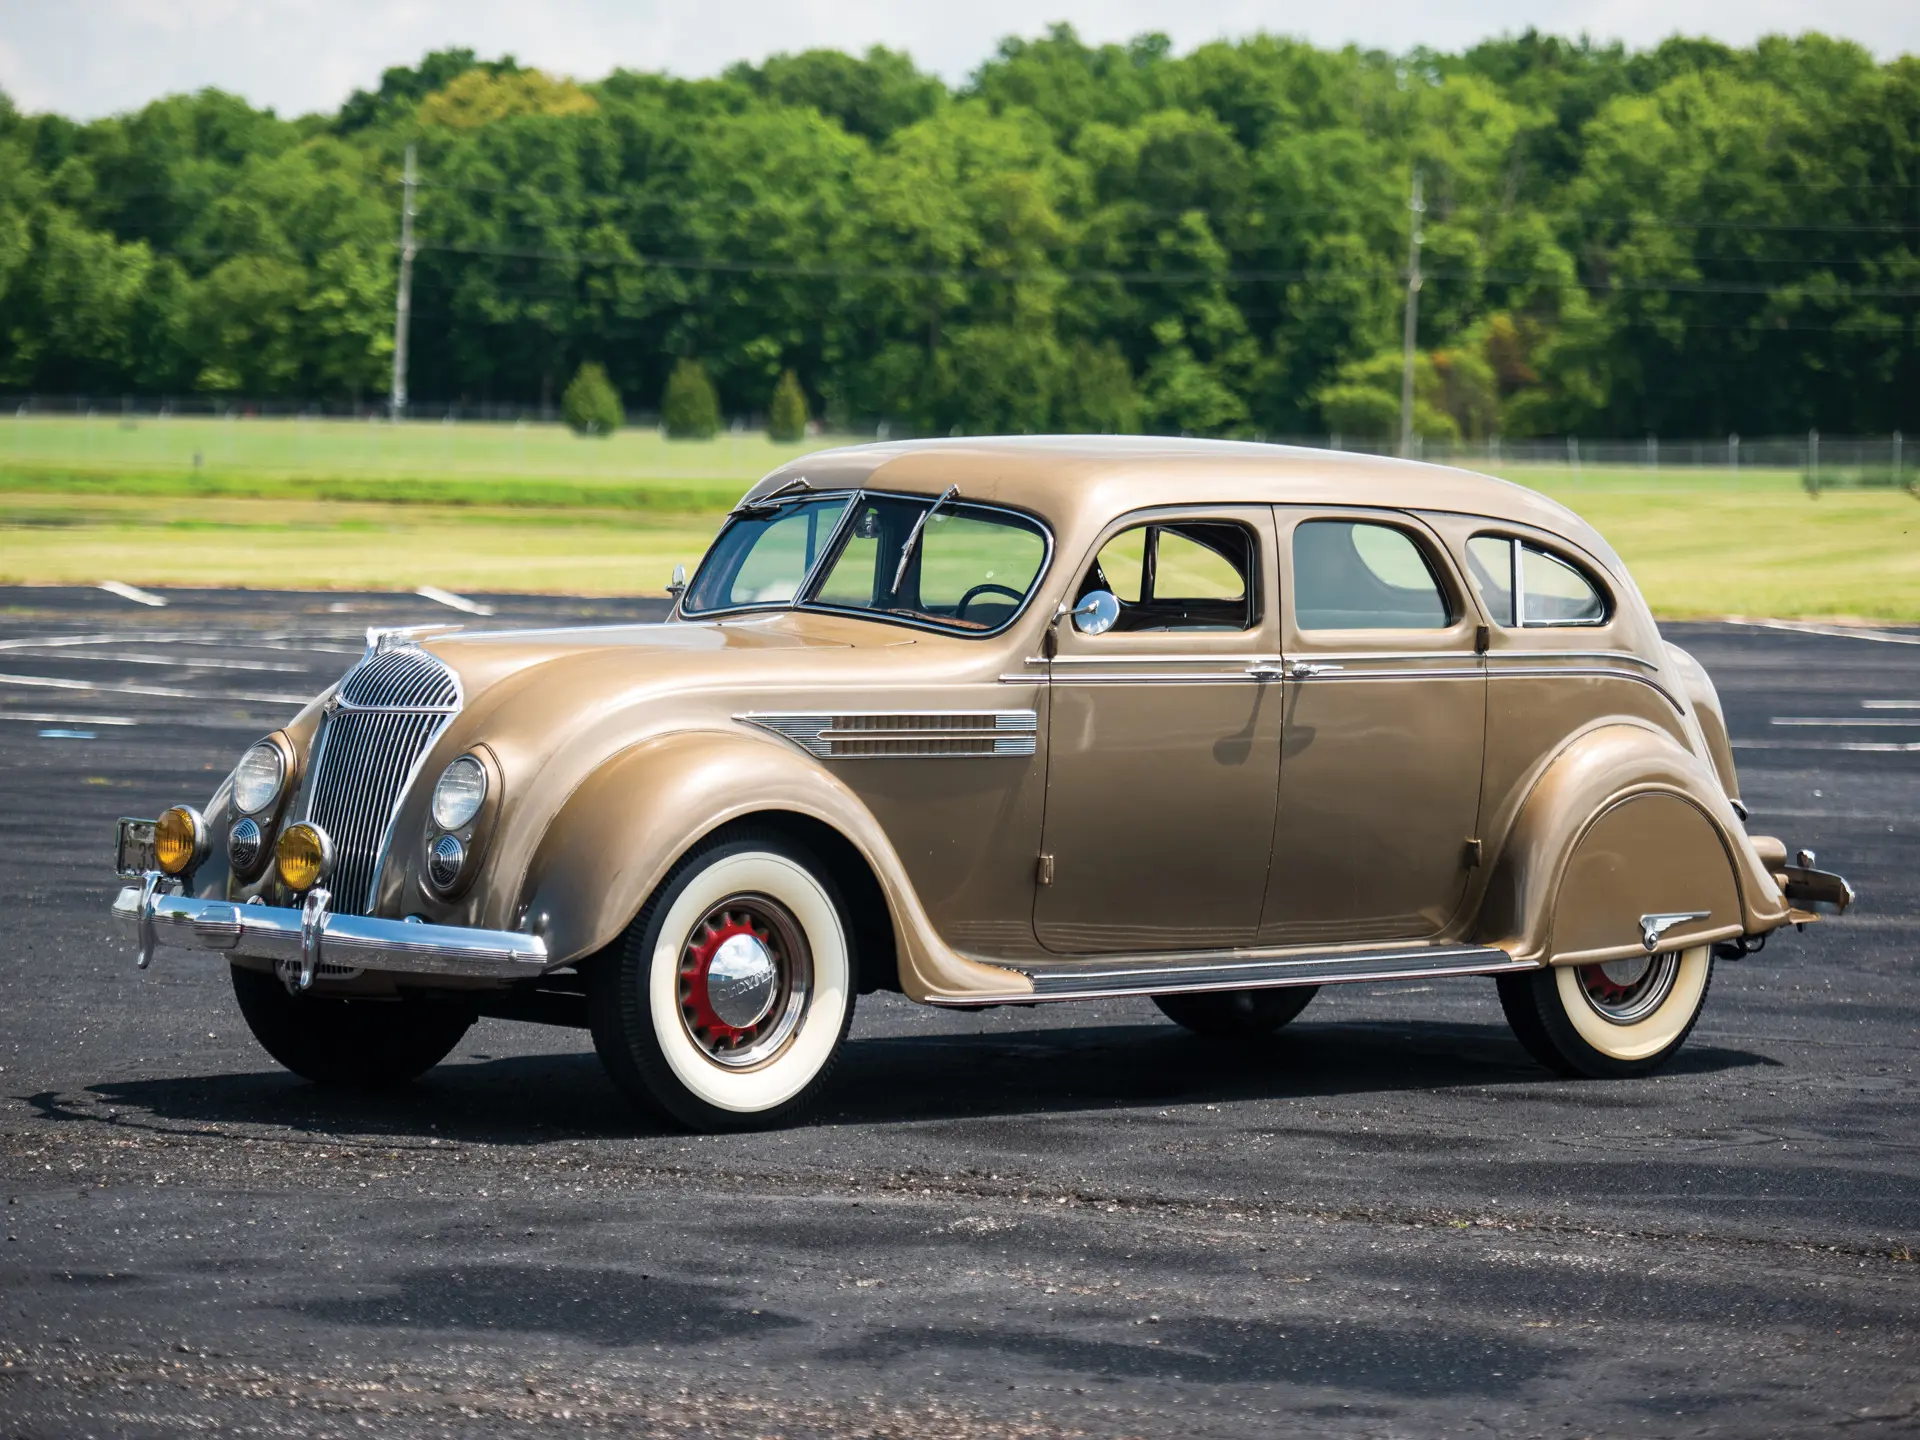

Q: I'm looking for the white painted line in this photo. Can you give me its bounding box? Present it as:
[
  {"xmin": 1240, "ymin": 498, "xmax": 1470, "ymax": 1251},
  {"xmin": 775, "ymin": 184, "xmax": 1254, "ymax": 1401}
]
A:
[
  {"xmin": 0, "ymin": 672, "xmax": 312, "ymax": 705},
  {"xmin": 0, "ymin": 711, "xmax": 138, "ymax": 726},
  {"xmin": 415, "ymin": 585, "xmax": 494, "ymax": 616},
  {"xmin": 0, "ymin": 631, "xmax": 299, "ymax": 653},
  {"xmin": 99, "ymin": 581, "xmax": 167, "ymax": 607},
  {"xmin": 0, "ymin": 649, "xmax": 310, "ymax": 674},
  {"xmin": 1741, "ymin": 619, "xmax": 1920, "ymax": 646},
  {"xmin": 1862, "ymin": 700, "xmax": 1920, "ymax": 710},
  {"xmin": 1769, "ymin": 717, "xmax": 1920, "ymax": 727}
]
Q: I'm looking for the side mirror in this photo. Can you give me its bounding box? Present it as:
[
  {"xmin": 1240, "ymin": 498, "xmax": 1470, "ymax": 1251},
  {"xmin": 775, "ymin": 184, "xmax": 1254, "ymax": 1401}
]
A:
[
  {"xmin": 667, "ymin": 564, "xmax": 687, "ymax": 601},
  {"xmin": 1068, "ymin": 589, "xmax": 1120, "ymax": 636}
]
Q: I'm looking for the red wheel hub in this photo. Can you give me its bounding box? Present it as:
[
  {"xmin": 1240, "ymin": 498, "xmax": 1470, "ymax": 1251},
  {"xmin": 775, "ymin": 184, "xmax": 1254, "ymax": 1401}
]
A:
[
  {"xmin": 680, "ymin": 911, "xmax": 772, "ymax": 1048},
  {"xmin": 1578, "ymin": 963, "xmax": 1633, "ymax": 1003}
]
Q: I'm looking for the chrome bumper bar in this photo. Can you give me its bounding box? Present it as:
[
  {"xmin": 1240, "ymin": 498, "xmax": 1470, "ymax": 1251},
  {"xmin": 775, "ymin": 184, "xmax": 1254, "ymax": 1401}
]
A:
[{"xmin": 112, "ymin": 873, "xmax": 549, "ymax": 989}]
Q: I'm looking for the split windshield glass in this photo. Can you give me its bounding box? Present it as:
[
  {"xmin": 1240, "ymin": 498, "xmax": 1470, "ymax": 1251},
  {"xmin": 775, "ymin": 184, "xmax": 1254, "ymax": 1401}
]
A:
[{"xmin": 681, "ymin": 491, "xmax": 1048, "ymax": 634}]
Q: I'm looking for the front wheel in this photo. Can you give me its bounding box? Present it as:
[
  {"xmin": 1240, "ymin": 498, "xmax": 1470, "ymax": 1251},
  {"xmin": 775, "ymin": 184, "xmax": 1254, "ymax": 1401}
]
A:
[
  {"xmin": 1497, "ymin": 946, "xmax": 1713, "ymax": 1079},
  {"xmin": 229, "ymin": 965, "xmax": 475, "ymax": 1089},
  {"xmin": 588, "ymin": 831, "xmax": 856, "ymax": 1131},
  {"xmin": 1153, "ymin": 985, "xmax": 1318, "ymax": 1038}
]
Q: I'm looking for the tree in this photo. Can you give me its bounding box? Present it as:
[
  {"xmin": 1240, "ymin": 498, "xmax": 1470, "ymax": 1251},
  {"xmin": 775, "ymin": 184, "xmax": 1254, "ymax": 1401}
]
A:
[
  {"xmin": 562, "ymin": 361, "xmax": 623, "ymax": 435},
  {"xmin": 418, "ymin": 70, "xmax": 598, "ymax": 129},
  {"xmin": 3, "ymin": 32, "xmax": 1916, "ymax": 439},
  {"xmin": 662, "ymin": 358, "xmax": 720, "ymax": 438},
  {"xmin": 768, "ymin": 368, "xmax": 809, "ymax": 441}
]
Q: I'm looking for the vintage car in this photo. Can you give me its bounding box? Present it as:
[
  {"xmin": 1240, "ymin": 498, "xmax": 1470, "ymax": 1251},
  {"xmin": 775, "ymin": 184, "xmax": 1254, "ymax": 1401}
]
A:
[{"xmin": 114, "ymin": 437, "xmax": 1853, "ymax": 1129}]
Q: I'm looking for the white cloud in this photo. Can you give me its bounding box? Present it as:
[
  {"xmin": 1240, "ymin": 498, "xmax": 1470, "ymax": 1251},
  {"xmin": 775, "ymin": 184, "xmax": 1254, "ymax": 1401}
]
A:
[{"xmin": 2, "ymin": 0, "xmax": 1913, "ymax": 120}]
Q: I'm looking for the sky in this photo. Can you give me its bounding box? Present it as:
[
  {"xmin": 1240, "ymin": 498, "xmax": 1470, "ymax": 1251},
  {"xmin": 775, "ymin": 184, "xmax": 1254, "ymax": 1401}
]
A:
[{"xmin": 1, "ymin": 0, "xmax": 1913, "ymax": 120}]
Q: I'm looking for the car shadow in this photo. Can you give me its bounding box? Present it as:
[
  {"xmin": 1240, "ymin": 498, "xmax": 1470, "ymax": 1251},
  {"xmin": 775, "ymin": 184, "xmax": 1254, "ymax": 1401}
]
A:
[{"xmin": 33, "ymin": 1015, "xmax": 1779, "ymax": 1146}]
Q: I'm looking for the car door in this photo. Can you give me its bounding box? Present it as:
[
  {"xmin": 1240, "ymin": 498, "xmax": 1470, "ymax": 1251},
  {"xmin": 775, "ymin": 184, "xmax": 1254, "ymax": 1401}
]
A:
[
  {"xmin": 1259, "ymin": 507, "xmax": 1487, "ymax": 945},
  {"xmin": 1035, "ymin": 507, "xmax": 1283, "ymax": 954}
]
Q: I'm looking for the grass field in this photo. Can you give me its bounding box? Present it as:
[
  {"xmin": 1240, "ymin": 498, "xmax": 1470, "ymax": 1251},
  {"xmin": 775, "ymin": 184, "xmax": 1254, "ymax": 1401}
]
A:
[{"xmin": 2, "ymin": 415, "xmax": 1915, "ymax": 619}]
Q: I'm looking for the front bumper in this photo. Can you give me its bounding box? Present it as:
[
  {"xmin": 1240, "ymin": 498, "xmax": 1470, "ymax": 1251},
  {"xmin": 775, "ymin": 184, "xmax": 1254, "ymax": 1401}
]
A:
[{"xmin": 113, "ymin": 873, "xmax": 549, "ymax": 988}]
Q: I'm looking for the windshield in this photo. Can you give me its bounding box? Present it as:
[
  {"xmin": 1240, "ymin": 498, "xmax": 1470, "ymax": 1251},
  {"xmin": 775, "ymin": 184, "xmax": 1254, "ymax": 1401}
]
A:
[
  {"xmin": 681, "ymin": 490, "xmax": 1049, "ymax": 634},
  {"xmin": 809, "ymin": 494, "xmax": 1046, "ymax": 631},
  {"xmin": 682, "ymin": 496, "xmax": 850, "ymax": 614}
]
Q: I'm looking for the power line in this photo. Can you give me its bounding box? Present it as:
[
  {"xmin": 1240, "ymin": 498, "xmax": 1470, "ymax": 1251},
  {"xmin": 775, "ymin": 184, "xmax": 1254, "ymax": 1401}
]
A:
[{"xmin": 410, "ymin": 238, "xmax": 1920, "ymax": 298}]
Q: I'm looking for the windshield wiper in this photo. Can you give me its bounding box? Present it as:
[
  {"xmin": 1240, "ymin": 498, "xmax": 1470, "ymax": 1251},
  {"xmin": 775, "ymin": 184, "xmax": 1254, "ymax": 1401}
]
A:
[
  {"xmin": 890, "ymin": 484, "xmax": 959, "ymax": 595},
  {"xmin": 731, "ymin": 475, "xmax": 812, "ymax": 517}
]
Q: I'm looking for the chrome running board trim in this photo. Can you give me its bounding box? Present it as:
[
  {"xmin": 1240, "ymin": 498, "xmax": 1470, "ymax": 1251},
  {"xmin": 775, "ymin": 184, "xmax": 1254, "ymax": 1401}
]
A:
[{"xmin": 933, "ymin": 941, "xmax": 1529, "ymax": 1005}]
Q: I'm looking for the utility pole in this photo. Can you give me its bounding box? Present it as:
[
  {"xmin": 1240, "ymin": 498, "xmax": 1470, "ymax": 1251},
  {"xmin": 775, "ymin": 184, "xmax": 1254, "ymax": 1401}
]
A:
[
  {"xmin": 389, "ymin": 144, "xmax": 417, "ymax": 421},
  {"xmin": 1397, "ymin": 167, "xmax": 1425, "ymax": 460}
]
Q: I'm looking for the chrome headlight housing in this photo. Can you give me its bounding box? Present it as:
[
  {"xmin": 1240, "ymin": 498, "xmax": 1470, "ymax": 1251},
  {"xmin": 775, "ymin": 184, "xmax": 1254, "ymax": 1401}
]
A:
[
  {"xmin": 430, "ymin": 755, "xmax": 488, "ymax": 831},
  {"xmin": 232, "ymin": 740, "xmax": 287, "ymax": 815}
]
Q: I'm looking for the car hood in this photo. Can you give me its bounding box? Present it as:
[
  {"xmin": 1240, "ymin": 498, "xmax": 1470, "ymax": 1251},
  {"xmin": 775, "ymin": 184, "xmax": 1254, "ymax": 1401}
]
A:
[{"xmin": 418, "ymin": 614, "xmax": 860, "ymax": 703}]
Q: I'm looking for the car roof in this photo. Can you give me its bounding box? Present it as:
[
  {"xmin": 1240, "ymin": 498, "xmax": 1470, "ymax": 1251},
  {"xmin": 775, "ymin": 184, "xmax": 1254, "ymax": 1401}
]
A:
[{"xmin": 745, "ymin": 436, "xmax": 1624, "ymax": 574}]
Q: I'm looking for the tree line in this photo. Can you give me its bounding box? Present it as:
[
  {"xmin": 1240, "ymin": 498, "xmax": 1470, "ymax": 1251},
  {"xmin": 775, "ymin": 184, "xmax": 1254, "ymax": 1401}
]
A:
[{"xmin": 0, "ymin": 27, "xmax": 1914, "ymax": 439}]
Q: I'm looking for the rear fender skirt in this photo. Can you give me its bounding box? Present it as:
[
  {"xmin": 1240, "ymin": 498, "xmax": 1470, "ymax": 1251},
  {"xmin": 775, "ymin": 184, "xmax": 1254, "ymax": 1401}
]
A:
[{"xmin": 1474, "ymin": 722, "xmax": 1787, "ymax": 964}]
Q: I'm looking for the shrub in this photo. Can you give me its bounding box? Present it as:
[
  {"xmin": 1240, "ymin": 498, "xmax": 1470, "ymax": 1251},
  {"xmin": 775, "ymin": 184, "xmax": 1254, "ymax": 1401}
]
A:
[
  {"xmin": 662, "ymin": 358, "xmax": 720, "ymax": 439},
  {"xmin": 768, "ymin": 369, "xmax": 809, "ymax": 442},
  {"xmin": 561, "ymin": 362, "xmax": 623, "ymax": 436}
]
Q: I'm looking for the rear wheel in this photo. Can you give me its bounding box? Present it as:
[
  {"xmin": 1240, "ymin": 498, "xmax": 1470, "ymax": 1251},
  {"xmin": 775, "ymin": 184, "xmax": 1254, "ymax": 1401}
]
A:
[
  {"xmin": 1152, "ymin": 985, "xmax": 1318, "ymax": 1038},
  {"xmin": 588, "ymin": 831, "xmax": 856, "ymax": 1131},
  {"xmin": 229, "ymin": 965, "xmax": 475, "ymax": 1089},
  {"xmin": 1497, "ymin": 946, "xmax": 1713, "ymax": 1078}
]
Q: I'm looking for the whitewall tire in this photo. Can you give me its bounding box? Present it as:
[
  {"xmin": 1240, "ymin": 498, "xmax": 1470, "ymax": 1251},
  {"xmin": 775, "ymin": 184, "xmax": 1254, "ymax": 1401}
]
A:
[
  {"xmin": 1497, "ymin": 946, "xmax": 1713, "ymax": 1079},
  {"xmin": 589, "ymin": 830, "xmax": 856, "ymax": 1130}
]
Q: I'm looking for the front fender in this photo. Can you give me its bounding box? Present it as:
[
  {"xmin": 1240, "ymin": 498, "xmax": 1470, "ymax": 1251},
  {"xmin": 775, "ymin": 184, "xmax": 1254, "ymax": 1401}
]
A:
[
  {"xmin": 1474, "ymin": 721, "xmax": 1788, "ymax": 964},
  {"xmin": 514, "ymin": 728, "xmax": 1029, "ymax": 1003}
]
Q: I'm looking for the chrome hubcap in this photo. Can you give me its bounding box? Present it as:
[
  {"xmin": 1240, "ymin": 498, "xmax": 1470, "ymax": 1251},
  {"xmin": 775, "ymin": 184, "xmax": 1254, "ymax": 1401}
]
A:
[
  {"xmin": 1576, "ymin": 952, "xmax": 1681, "ymax": 1025},
  {"xmin": 677, "ymin": 895, "xmax": 812, "ymax": 1069},
  {"xmin": 706, "ymin": 933, "xmax": 778, "ymax": 1030}
]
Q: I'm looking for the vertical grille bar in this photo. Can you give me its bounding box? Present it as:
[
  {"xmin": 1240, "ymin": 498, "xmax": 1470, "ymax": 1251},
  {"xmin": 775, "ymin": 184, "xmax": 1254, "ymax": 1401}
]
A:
[{"xmin": 303, "ymin": 646, "xmax": 461, "ymax": 916}]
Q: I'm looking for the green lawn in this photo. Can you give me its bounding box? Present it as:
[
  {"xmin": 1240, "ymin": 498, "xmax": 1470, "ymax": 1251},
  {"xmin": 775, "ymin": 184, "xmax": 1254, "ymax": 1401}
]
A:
[{"xmin": 1, "ymin": 416, "xmax": 1914, "ymax": 620}]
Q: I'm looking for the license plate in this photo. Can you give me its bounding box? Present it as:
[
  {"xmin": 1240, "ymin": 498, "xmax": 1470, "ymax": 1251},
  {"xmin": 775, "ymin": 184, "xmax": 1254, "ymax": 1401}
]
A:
[{"xmin": 116, "ymin": 817, "xmax": 158, "ymax": 877}]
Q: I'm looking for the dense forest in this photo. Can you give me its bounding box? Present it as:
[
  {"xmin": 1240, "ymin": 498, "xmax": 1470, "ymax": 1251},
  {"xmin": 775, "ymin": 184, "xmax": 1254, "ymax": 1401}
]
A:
[{"xmin": 0, "ymin": 27, "xmax": 1915, "ymax": 439}]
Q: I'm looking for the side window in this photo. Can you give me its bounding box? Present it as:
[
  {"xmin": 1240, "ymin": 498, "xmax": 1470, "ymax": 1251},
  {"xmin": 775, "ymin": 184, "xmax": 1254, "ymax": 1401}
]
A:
[
  {"xmin": 1466, "ymin": 534, "xmax": 1608, "ymax": 627},
  {"xmin": 1292, "ymin": 520, "xmax": 1450, "ymax": 631},
  {"xmin": 1466, "ymin": 535, "xmax": 1515, "ymax": 627},
  {"xmin": 1082, "ymin": 521, "xmax": 1257, "ymax": 632},
  {"xmin": 1521, "ymin": 545, "xmax": 1607, "ymax": 625}
]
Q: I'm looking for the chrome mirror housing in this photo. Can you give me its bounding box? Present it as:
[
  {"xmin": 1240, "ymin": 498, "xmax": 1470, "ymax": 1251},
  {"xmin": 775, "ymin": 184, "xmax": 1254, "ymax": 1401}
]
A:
[
  {"xmin": 1069, "ymin": 590, "xmax": 1120, "ymax": 636},
  {"xmin": 667, "ymin": 564, "xmax": 688, "ymax": 600}
]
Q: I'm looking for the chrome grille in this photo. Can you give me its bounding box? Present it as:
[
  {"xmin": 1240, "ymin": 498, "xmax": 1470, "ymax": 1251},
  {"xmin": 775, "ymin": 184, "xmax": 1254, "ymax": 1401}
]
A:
[
  {"xmin": 340, "ymin": 646, "xmax": 460, "ymax": 709},
  {"xmin": 304, "ymin": 645, "xmax": 461, "ymax": 915}
]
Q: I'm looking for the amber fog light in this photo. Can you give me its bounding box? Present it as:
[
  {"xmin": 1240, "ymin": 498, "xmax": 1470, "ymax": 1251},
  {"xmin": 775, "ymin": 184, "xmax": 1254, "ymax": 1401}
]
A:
[
  {"xmin": 153, "ymin": 805, "xmax": 206, "ymax": 876},
  {"xmin": 275, "ymin": 822, "xmax": 333, "ymax": 892}
]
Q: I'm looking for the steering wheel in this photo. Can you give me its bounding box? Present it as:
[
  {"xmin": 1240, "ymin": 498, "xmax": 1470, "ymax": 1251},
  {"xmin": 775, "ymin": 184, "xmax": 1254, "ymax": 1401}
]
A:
[{"xmin": 955, "ymin": 582, "xmax": 1024, "ymax": 619}]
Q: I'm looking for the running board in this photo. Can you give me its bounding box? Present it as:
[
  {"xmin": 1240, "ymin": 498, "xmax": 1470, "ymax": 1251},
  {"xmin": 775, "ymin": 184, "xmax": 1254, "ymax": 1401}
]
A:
[{"xmin": 935, "ymin": 942, "xmax": 1530, "ymax": 1006}]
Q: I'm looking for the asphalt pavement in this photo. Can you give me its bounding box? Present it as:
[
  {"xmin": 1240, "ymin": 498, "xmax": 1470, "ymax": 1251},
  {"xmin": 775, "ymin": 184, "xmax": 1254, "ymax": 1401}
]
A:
[{"xmin": 0, "ymin": 585, "xmax": 1914, "ymax": 1438}]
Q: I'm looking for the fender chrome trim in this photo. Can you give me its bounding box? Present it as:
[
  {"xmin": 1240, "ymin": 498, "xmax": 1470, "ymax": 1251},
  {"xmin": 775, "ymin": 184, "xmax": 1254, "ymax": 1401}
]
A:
[
  {"xmin": 113, "ymin": 875, "xmax": 548, "ymax": 980},
  {"xmin": 738, "ymin": 709, "xmax": 1038, "ymax": 758}
]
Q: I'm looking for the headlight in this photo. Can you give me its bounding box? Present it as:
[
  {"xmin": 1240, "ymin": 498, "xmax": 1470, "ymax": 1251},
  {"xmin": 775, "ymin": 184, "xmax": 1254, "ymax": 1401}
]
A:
[
  {"xmin": 431, "ymin": 755, "xmax": 488, "ymax": 830},
  {"xmin": 231, "ymin": 741, "xmax": 286, "ymax": 814},
  {"xmin": 275, "ymin": 822, "xmax": 333, "ymax": 892},
  {"xmin": 153, "ymin": 805, "xmax": 206, "ymax": 876}
]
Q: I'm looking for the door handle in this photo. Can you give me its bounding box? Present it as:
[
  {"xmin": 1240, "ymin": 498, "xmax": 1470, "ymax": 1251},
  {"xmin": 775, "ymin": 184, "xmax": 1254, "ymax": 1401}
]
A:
[
  {"xmin": 1286, "ymin": 661, "xmax": 1345, "ymax": 680},
  {"xmin": 1244, "ymin": 660, "xmax": 1287, "ymax": 682}
]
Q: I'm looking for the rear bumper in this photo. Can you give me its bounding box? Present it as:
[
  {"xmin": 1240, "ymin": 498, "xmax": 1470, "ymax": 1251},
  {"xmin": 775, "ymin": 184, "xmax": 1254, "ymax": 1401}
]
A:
[
  {"xmin": 1781, "ymin": 862, "xmax": 1855, "ymax": 915},
  {"xmin": 113, "ymin": 874, "xmax": 549, "ymax": 985}
]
